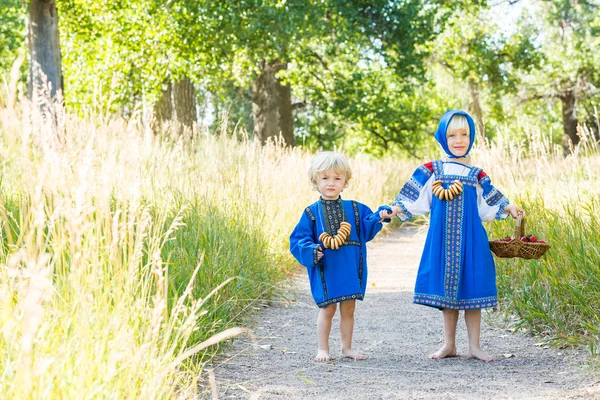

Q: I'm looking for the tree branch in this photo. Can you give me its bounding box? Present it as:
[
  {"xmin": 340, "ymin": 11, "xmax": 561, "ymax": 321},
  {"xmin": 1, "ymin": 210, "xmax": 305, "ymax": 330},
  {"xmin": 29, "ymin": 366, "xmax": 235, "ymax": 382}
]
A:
[
  {"xmin": 367, "ymin": 128, "xmax": 390, "ymax": 151},
  {"xmin": 308, "ymin": 51, "xmax": 331, "ymax": 71},
  {"xmin": 519, "ymin": 93, "xmax": 560, "ymax": 104},
  {"xmin": 309, "ymin": 70, "xmax": 329, "ymax": 91},
  {"xmin": 292, "ymin": 101, "xmax": 308, "ymax": 111}
]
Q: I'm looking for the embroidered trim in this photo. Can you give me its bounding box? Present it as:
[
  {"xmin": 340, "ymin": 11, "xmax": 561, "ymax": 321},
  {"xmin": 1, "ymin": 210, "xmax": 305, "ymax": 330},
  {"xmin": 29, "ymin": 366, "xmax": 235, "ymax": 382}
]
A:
[
  {"xmin": 393, "ymin": 162, "xmax": 434, "ymax": 221},
  {"xmin": 320, "ymin": 198, "xmax": 346, "ymax": 236},
  {"xmin": 305, "ymin": 207, "xmax": 316, "ymax": 221},
  {"xmin": 312, "ymin": 245, "xmax": 320, "ymax": 268},
  {"xmin": 470, "ymin": 167, "xmax": 483, "ymax": 178},
  {"xmin": 442, "ymin": 187, "xmax": 465, "ymax": 299},
  {"xmin": 479, "ymin": 174, "xmax": 509, "ymax": 207},
  {"xmin": 495, "ymin": 199, "xmax": 510, "ymax": 220},
  {"xmin": 397, "ymin": 164, "xmax": 433, "ymax": 203},
  {"xmin": 432, "ymin": 159, "xmax": 443, "ymax": 177},
  {"xmin": 319, "ymin": 264, "xmax": 328, "ymax": 301},
  {"xmin": 392, "ymin": 200, "xmax": 413, "ymax": 222},
  {"xmin": 414, "ymin": 293, "xmax": 497, "ymax": 310},
  {"xmin": 352, "ymin": 201, "xmax": 364, "ymax": 285},
  {"xmin": 317, "ymin": 293, "xmax": 364, "ymax": 308}
]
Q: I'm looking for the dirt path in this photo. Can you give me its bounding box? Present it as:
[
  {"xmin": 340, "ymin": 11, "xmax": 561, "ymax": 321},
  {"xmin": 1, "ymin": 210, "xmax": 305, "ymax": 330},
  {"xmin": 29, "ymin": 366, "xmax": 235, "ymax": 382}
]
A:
[{"xmin": 207, "ymin": 227, "xmax": 599, "ymax": 399}]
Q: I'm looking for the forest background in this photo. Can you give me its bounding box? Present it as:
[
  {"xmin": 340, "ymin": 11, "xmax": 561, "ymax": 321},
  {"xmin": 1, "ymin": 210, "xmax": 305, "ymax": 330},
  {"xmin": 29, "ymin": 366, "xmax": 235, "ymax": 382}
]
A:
[{"xmin": 0, "ymin": 0, "xmax": 599, "ymax": 398}]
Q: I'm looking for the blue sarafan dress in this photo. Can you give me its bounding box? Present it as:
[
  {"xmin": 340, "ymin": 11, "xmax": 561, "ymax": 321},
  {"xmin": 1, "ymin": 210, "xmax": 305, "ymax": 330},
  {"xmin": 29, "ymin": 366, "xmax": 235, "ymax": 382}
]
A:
[
  {"xmin": 290, "ymin": 198, "xmax": 387, "ymax": 308},
  {"xmin": 393, "ymin": 160, "xmax": 510, "ymax": 310}
]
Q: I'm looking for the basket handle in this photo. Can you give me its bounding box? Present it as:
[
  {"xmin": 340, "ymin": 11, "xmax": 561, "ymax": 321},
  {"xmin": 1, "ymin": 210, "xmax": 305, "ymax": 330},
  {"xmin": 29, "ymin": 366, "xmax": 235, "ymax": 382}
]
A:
[{"xmin": 514, "ymin": 214, "xmax": 525, "ymax": 239}]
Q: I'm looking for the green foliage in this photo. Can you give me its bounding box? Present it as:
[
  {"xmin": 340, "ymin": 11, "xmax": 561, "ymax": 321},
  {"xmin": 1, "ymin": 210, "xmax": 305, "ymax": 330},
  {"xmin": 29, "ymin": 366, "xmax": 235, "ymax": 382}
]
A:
[
  {"xmin": 428, "ymin": 2, "xmax": 545, "ymax": 139},
  {"xmin": 7, "ymin": 0, "xmax": 599, "ymax": 153},
  {"xmin": 513, "ymin": 0, "xmax": 600, "ymax": 135},
  {"xmin": 0, "ymin": 0, "xmax": 25, "ymax": 74},
  {"xmin": 53, "ymin": 0, "xmax": 459, "ymax": 154},
  {"xmin": 284, "ymin": 0, "xmax": 453, "ymax": 155},
  {"xmin": 57, "ymin": 0, "xmax": 181, "ymax": 111}
]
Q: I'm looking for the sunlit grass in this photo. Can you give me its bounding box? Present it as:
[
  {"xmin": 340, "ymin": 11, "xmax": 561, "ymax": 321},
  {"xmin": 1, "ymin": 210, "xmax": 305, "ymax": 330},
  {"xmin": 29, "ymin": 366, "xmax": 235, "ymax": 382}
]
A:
[
  {"xmin": 1, "ymin": 99, "xmax": 598, "ymax": 397},
  {"xmin": 477, "ymin": 123, "xmax": 600, "ymax": 358},
  {"xmin": 0, "ymin": 104, "xmax": 407, "ymax": 397}
]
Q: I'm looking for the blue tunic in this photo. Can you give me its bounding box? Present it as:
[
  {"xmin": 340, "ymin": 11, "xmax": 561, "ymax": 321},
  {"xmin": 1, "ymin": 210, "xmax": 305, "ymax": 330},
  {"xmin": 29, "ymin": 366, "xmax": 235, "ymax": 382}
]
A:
[
  {"xmin": 394, "ymin": 160, "xmax": 510, "ymax": 310},
  {"xmin": 290, "ymin": 198, "xmax": 386, "ymax": 308}
]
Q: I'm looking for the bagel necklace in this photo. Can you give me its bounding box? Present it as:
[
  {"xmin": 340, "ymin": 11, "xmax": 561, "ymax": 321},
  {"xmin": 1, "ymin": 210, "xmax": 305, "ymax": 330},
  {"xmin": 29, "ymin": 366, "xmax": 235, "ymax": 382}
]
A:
[
  {"xmin": 316, "ymin": 200, "xmax": 351, "ymax": 250},
  {"xmin": 432, "ymin": 179, "xmax": 463, "ymax": 201},
  {"xmin": 319, "ymin": 221, "xmax": 351, "ymax": 250}
]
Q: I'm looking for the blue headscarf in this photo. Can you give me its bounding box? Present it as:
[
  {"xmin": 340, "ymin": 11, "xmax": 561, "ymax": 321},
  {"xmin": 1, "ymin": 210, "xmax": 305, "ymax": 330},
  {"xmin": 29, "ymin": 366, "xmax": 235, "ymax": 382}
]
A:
[{"xmin": 434, "ymin": 110, "xmax": 476, "ymax": 158}]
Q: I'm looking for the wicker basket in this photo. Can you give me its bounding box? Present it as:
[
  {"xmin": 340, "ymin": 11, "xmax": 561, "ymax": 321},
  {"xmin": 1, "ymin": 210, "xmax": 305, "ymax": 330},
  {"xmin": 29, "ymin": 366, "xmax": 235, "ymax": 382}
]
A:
[{"xmin": 489, "ymin": 215, "xmax": 551, "ymax": 260}]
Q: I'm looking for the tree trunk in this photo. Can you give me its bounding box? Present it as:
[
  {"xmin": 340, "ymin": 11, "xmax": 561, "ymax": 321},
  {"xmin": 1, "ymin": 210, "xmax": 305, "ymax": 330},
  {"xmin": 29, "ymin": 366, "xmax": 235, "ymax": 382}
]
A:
[
  {"xmin": 252, "ymin": 60, "xmax": 294, "ymax": 146},
  {"xmin": 172, "ymin": 77, "xmax": 197, "ymax": 137},
  {"xmin": 153, "ymin": 81, "xmax": 173, "ymax": 122},
  {"xmin": 560, "ymin": 88, "xmax": 579, "ymax": 156},
  {"xmin": 152, "ymin": 77, "xmax": 197, "ymax": 137},
  {"xmin": 468, "ymin": 78, "xmax": 486, "ymax": 140},
  {"xmin": 277, "ymin": 77, "xmax": 294, "ymax": 146},
  {"xmin": 27, "ymin": 0, "xmax": 63, "ymax": 102}
]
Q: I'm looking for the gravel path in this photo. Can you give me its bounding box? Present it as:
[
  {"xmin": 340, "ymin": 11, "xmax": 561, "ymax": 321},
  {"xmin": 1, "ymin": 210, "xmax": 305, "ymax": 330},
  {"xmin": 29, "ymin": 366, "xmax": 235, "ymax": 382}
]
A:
[{"xmin": 206, "ymin": 227, "xmax": 599, "ymax": 400}]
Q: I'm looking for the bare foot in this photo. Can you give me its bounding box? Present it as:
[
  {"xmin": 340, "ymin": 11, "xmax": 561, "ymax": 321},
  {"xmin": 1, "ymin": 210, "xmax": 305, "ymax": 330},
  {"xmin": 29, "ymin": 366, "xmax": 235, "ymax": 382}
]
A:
[
  {"xmin": 429, "ymin": 345, "xmax": 457, "ymax": 359},
  {"xmin": 467, "ymin": 347, "xmax": 496, "ymax": 362},
  {"xmin": 340, "ymin": 350, "xmax": 367, "ymax": 360},
  {"xmin": 314, "ymin": 350, "xmax": 332, "ymax": 362}
]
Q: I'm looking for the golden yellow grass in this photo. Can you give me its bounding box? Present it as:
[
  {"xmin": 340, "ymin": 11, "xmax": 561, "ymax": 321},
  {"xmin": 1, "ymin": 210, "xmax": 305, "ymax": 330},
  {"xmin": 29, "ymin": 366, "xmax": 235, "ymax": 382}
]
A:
[
  {"xmin": 0, "ymin": 104, "xmax": 410, "ymax": 398},
  {"xmin": 0, "ymin": 102, "xmax": 598, "ymax": 398}
]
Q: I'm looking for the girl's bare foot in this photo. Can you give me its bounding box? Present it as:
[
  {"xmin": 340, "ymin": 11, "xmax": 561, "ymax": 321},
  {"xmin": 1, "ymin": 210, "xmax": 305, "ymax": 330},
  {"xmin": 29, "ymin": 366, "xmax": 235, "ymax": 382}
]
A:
[
  {"xmin": 429, "ymin": 345, "xmax": 457, "ymax": 359},
  {"xmin": 314, "ymin": 350, "xmax": 332, "ymax": 362},
  {"xmin": 340, "ymin": 349, "xmax": 367, "ymax": 360},
  {"xmin": 467, "ymin": 347, "xmax": 496, "ymax": 362}
]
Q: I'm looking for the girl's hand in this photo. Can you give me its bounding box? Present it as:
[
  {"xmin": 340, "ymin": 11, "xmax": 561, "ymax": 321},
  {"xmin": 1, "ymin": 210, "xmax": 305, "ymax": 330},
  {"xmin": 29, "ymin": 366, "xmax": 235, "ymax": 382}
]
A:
[
  {"xmin": 317, "ymin": 247, "xmax": 324, "ymax": 260},
  {"xmin": 504, "ymin": 204, "xmax": 525, "ymax": 219}
]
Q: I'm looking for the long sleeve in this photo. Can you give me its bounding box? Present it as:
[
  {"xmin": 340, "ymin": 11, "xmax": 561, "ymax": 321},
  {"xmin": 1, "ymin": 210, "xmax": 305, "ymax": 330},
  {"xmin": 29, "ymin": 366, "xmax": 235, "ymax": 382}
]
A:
[
  {"xmin": 359, "ymin": 204, "xmax": 389, "ymax": 242},
  {"xmin": 392, "ymin": 164, "xmax": 435, "ymax": 222},
  {"xmin": 289, "ymin": 210, "xmax": 321, "ymax": 268},
  {"xmin": 477, "ymin": 172, "xmax": 510, "ymax": 221}
]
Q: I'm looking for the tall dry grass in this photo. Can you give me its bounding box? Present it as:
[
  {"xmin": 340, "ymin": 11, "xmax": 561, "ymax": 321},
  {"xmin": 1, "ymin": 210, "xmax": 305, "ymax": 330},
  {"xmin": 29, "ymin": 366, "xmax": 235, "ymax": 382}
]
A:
[
  {"xmin": 475, "ymin": 122, "xmax": 600, "ymax": 355},
  {"xmin": 1, "ymin": 98, "xmax": 598, "ymax": 398},
  {"xmin": 0, "ymin": 104, "xmax": 408, "ymax": 398}
]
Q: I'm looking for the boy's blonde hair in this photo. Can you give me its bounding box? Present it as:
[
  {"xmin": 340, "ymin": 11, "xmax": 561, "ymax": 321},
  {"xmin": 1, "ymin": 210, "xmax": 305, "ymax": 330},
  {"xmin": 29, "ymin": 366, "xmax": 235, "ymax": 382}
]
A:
[
  {"xmin": 446, "ymin": 114, "xmax": 470, "ymax": 135},
  {"xmin": 308, "ymin": 151, "xmax": 352, "ymax": 187}
]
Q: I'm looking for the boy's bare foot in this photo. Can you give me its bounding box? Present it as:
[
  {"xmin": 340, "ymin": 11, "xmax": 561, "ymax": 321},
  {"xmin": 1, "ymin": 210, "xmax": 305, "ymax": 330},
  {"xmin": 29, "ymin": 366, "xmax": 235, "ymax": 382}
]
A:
[
  {"xmin": 314, "ymin": 350, "xmax": 332, "ymax": 362},
  {"xmin": 340, "ymin": 350, "xmax": 367, "ymax": 360},
  {"xmin": 429, "ymin": 345, "xmax": 457, "ymax": 359},
  {"xmin": 467, "ymin": 347, "xmax": 496, "ymax": 362}
]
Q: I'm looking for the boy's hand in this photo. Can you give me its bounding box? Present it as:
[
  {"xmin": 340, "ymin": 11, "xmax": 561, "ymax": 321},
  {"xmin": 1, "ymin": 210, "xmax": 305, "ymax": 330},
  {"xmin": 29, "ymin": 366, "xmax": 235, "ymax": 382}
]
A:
[
  {"xmin": 317, "ymin": 246, "xmax": 324, "ymax": 260},
  {"xmin": 379, "ymin": 206, "xmax": 399, "ymax": 220},
  {"xmin": 504, "ymin": 204, "xmax": 525, "ymax": 219}
]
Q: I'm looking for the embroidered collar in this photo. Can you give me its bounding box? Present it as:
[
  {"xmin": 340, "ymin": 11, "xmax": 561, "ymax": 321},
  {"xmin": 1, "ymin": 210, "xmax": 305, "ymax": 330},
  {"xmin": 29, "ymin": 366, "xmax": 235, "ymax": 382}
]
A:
[
  {"xmin": 319, "ymin": 196, "xmax": 343, "ymax": 205},
  {"xmin": 317, "ymin": 197, "xmax": 345, "ymax": 234}
]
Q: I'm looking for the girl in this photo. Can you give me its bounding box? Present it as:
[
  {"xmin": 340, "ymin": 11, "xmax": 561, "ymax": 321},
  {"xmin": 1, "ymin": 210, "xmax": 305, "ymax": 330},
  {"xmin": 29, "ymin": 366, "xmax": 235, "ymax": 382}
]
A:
[
  {"xmin": 382, "ymin": 110, "xmax": 524, "ymax": 362},
  {"xmin": 290, "ymin": 151, "xmax": 391, "ymax": 362}
]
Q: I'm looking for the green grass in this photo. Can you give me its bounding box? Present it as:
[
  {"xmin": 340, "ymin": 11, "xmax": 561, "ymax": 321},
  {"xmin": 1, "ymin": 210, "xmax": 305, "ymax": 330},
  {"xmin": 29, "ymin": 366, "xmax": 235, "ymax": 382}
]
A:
[
  {"xmin": 0, "ymin": 106, "xmax": 405, "ymax": 397},
  {"xmin": 489, "ymin": 193, "xmax": 600, "ymax": 353},
  {"xmin": 1, "ymin": 102, "xmax": 599, "ymax": 395}
]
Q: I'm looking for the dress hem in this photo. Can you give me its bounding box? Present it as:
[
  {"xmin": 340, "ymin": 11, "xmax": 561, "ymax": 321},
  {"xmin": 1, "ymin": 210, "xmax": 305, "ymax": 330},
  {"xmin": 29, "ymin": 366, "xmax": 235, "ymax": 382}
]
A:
[
  {"xmin": 317, "ymin": 293, "xmax": 364, "ymax": 308},
  {"xmin": 413, "ymin": 294, "xmax": 497, "ymax": 310}
]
